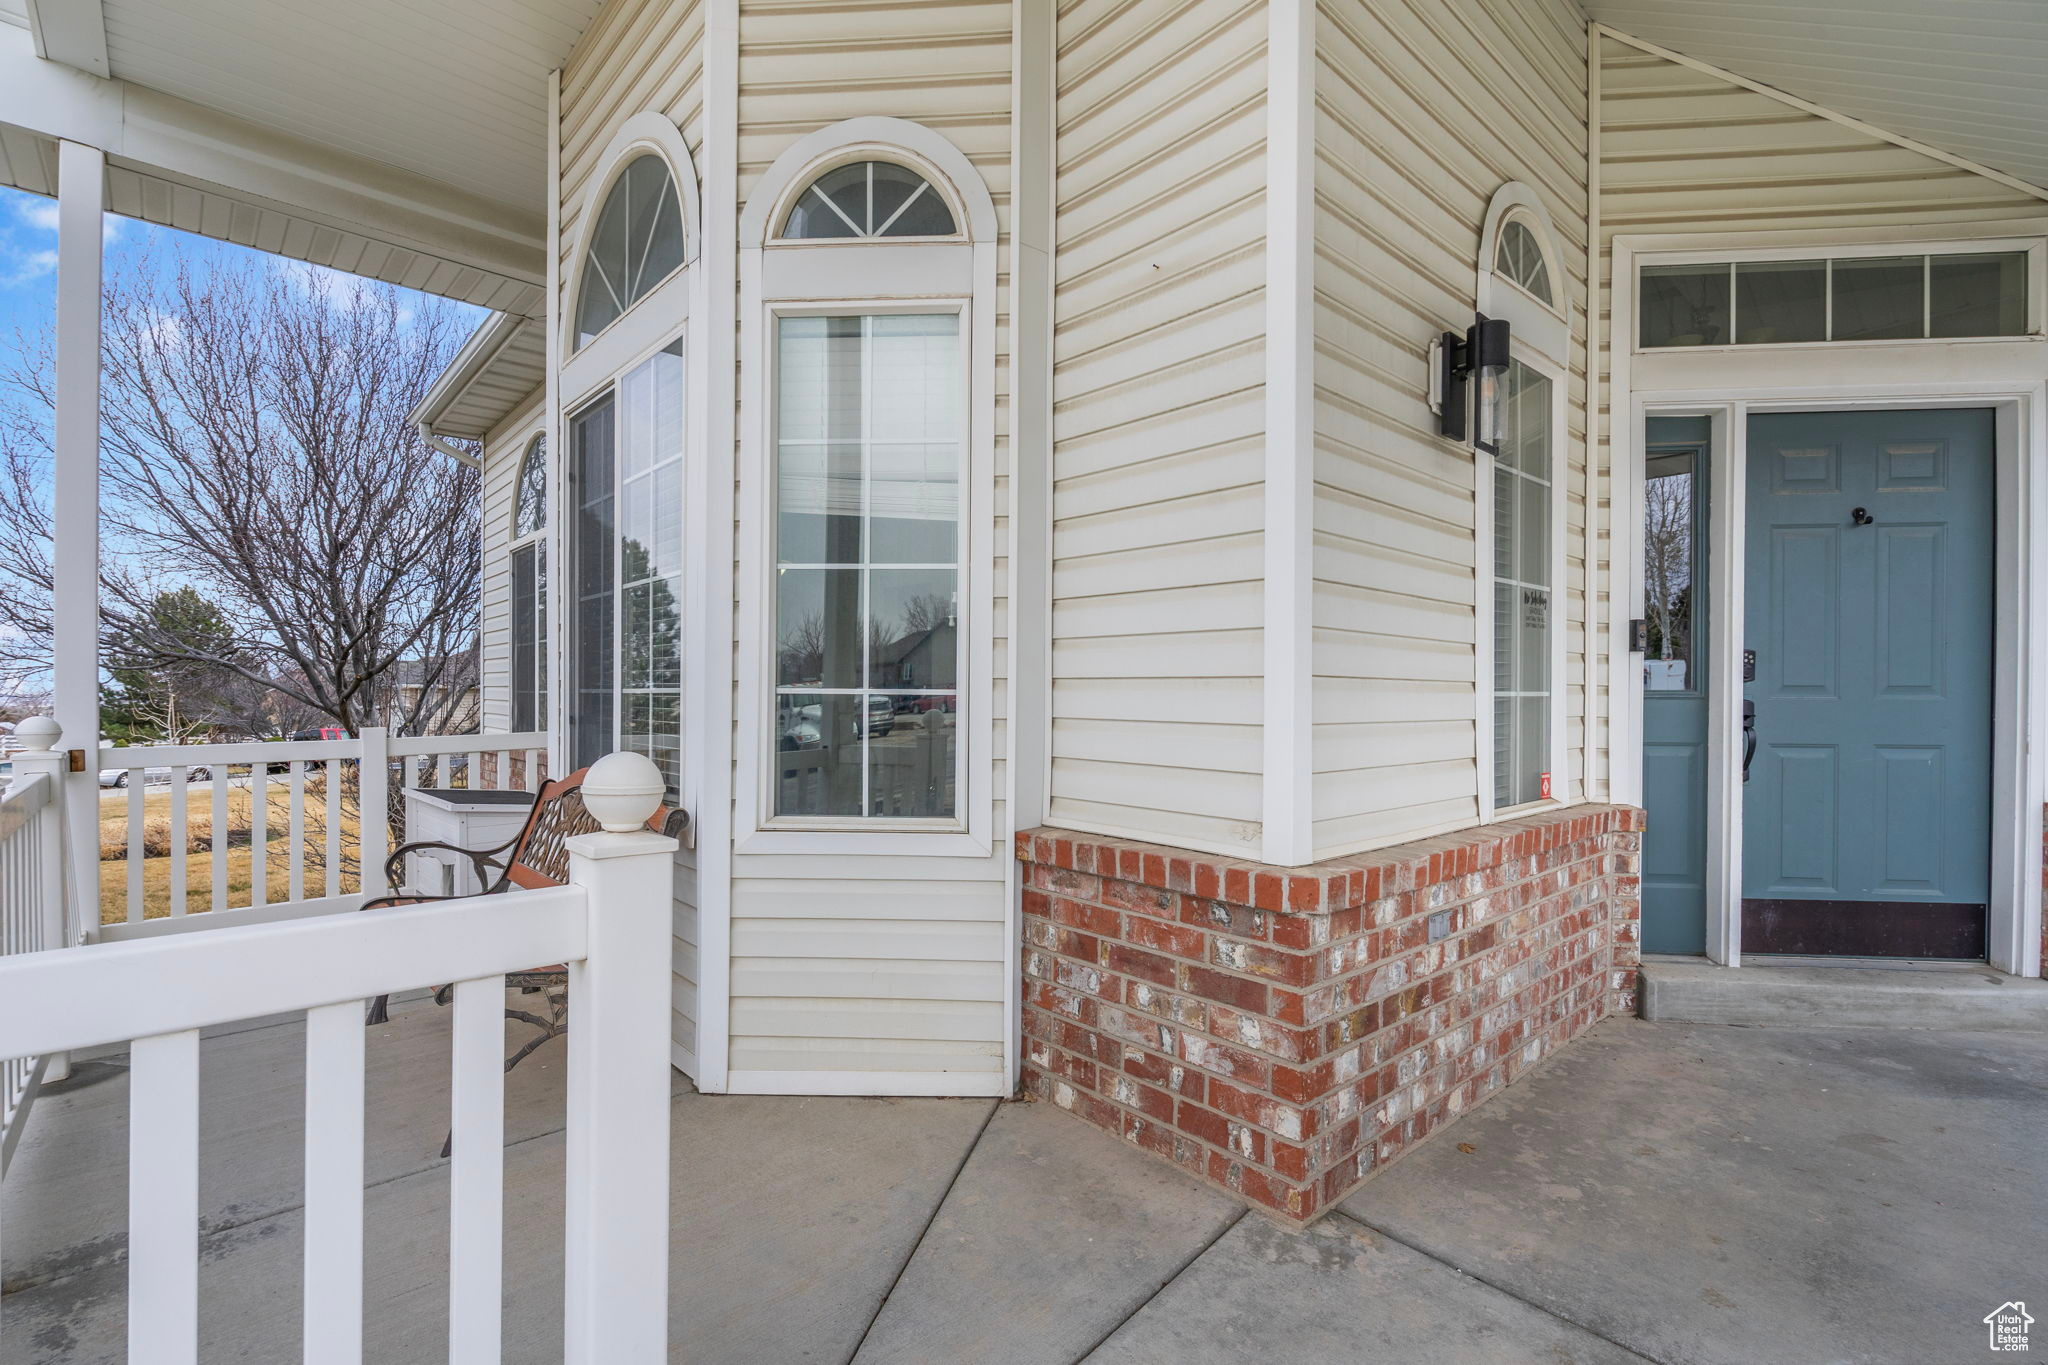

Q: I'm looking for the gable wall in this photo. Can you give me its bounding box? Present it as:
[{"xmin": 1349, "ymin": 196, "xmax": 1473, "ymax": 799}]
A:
[{"xmin": 1310, "ymin": 0, "xmax": 1592, "ymax": 860}]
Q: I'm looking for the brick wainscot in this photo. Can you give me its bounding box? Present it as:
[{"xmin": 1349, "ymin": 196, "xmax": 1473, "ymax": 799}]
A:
[{"xmin": 1018, "ymin": 806, "xmax": 1644, "ymax": 1224}]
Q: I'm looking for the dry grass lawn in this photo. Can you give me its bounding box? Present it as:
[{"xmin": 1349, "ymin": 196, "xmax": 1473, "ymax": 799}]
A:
[{"xmin": 98, "ymin": 779, "xmax": 368, "ymax": 924}]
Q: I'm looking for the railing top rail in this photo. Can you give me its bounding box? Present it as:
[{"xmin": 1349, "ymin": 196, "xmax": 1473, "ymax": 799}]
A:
[
  {"xmin": 387, "ymin": 731, "xmax": 549, "ymax": 757},
  {"xmin": 0, "ymin": 885, "xmax": 589, "ymax": 1060},
  {"xmin": 99, "ymin": 739, "xmax": 361, "ymax": 765},
  {"xmin": 0, "ymin": 768, "xmax": 52, "ymax": 815}
]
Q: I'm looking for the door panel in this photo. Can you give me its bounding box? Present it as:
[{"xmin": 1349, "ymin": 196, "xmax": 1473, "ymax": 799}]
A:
[
  {"xmin": 1639, "ymin": 417, "xmax": 1711, "ymax": 953},
  {"xmin": 1742, "ymin": 409, "xmax": 1993, "ymax": 958}
]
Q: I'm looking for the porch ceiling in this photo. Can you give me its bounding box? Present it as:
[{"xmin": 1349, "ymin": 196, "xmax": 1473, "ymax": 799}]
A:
[
  {"xmin": 0, "ymin": 0, "xmax": 603, "ymax": 313},
  {"xmin": 1586, "ymin": 1, "xmax": 2048, "ymax": 195}
]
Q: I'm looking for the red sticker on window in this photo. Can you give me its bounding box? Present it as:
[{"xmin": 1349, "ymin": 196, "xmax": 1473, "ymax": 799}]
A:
[{"xmin": 1539, "ymin": 771, "xmax": 1552, "ymax": 800}]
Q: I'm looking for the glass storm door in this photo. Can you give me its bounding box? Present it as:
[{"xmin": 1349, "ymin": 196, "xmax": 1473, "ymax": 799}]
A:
[
  {"xmin": 1741, "ymin": 409, "xmax": 1994, "ymax": 958},
  {"xmin": 1639, "ymin": 417, "xmax": 1710, "ymax": 953}
]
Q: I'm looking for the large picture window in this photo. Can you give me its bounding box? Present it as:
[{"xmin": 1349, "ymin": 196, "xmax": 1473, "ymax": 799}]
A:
[
  {"xmin": 1491, "ymin": 360, "xmax": 1555, "ymax": 809},
  {"xmin": 772, "ymin": 313, "xmax": 961, "ymax": 821},
  {"xmin": 569, "ymin": 340, "xmax": 685, "ymax": 797}
]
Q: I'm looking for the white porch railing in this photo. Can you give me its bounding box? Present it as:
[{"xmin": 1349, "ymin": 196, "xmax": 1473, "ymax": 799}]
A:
[
  {"xmin": 0, "ymin": 750, "xmax": 675, "ymax": 1365},
  {"xmin": 0, "ymin": 719, "xmax": 69, "ymax": 1172},
  {"xmin": 94, "ymin": 728, "xmax": 548, "ymax": 936}
]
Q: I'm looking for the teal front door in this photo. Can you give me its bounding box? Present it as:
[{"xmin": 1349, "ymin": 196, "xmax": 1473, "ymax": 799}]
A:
[
  {"xmin": 1742, "ymin": 409, "xmax": 1994, "ymax": 957},
  {"xmin": 1640, "ymin": 417, "xmax": 1711, "ymax": 953}
]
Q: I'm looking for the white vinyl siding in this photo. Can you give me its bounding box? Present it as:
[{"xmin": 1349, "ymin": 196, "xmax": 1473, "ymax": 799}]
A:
[
  {"xmin": 1310, "ymin": 0, "xmax": 1591, "ymax": 858},
  {"xmin": 558, "ymin": 0, "xmax": 707, "ymax": 1077},
  {"xmin": 477, "ymin": 393, "xmax": 545, "ymax": 736},
  {"xmin": 1591, "ymin": 30, "xmax": 2047, "ymax": 800},
  {"xmin": 726, "ymin": 0, "xmax": 1013, "ymax": 1083},
  {"xmin": 1049, "ymin": 0, "xmax": 1270, "ymax": 860}
]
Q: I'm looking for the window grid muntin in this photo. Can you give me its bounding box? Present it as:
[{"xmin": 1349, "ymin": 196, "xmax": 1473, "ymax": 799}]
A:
[
  {"xmin": 565, "ymin": 339, "xmax": 686, "ymax": 801},
  {"xmin": 575, "ymin": 154, "xmax": 686, "ymax": 350},
  {"xmin": 617, "ymin": 341, "xmax": 686, "ymax": 802},
  {"xmin": 1492, "ymin": 360, "xmax": 1554, "ymax": 811},
  {"xmin": 772, "ymin": 311, "xmax": 963, "ymax": 822},
  {"xmin": 1494, "ymin": 217, "xmax": 1554, "ymax": 305},
  {"xmin": 1639, "ymin": 249, "xmax": 2030, "ymax": 348},
  {"xmin": 779, "ymin": 160, "xmax": 958, "ymax": 242}
]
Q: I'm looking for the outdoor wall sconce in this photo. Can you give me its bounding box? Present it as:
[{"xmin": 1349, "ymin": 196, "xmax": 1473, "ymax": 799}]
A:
[{"xmin": 1428, "ymin": 315, "xmax": 1511, "ymax": 454}]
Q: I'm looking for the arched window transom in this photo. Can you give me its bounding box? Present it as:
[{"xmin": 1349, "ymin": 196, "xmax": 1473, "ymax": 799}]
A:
[
  {"xmin": 514, "ymin": 434, "xmax": 547, "ymax": 538},
  {"xmin": 575, "ymin": 154, "xmax": 685, "ymax": 348},
  {"xmin": 781, "ymin": 161, "xmax": 957, "ymax": 240},
  {"xmin": 1494, "ymin": 217, "xmax": 1554, "ymax": 306}
]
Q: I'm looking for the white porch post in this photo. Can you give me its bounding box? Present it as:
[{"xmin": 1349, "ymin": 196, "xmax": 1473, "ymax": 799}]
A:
[
  {"xmin": 560, "ymin": 753, "xmax": 676, "ymax": 1363},
  {"xmin": 52, "ymin": 139, "xmax": 104, "ymax": 939}
]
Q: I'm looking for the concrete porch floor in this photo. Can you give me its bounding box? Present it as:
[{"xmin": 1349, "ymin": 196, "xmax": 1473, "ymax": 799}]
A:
[{"xmin": 3, "ymin": 998, "xmax": 2042, "ymax": 1364}]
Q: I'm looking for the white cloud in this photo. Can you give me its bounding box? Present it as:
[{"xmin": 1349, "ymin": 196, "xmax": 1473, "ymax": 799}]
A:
[
  {"xmin": 276, "ymin": 258, "xmax": 367, "ymax": 308},
  {"xmin": 0, "ymin": 245, "xmax": 57, "ymax": 287}
]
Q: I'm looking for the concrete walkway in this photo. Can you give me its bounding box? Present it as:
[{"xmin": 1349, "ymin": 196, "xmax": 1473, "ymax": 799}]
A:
[{"xmin": 3, "ymin": 1000, "xmax": 2041, "ymax": 1363}]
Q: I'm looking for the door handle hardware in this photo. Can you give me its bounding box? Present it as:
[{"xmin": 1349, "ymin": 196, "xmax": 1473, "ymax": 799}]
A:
[
  {"xmin": 1851, "ymin": 507, "xmax": 1874, "ymax": 526},
  {"xmin": 1742, "ymin": 701, "xmax": 1757, "ymax": 783},
  {"xmin": 1742, "ymin": 648, "xmax": 1756, "ymax": 683}
]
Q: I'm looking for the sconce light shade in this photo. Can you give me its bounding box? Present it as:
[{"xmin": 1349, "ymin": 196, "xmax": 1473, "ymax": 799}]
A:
[
  {"xmin": 1431, "ymin": 314, "xmax": 1511, "ymax": 452},
  {"xmin": 1470, "ymin": 315, "xmax": 1510, "ymax": 455}
]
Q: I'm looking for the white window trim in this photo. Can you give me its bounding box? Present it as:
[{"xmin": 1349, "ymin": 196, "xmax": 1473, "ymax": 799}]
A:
[
  {"xmin": 1631, "ymin": 233, "xmax": 2048, "ymax": 355},
  {"xmin": 736, "ymin": 118, "xmax": 998, "ymax": 857},
  {"xmin": 1477, "ymin": 347, "xmax": 1571, "ymax": 825},
  {"xmin": 1478, "ymin": 183, "xmax": 1571, "ymax": 370}
]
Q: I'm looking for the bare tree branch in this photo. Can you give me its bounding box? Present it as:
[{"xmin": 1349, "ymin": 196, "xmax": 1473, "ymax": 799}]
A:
[{"xmin": 0, "ymin": 248, "xmax": 481, "ymax": 736}]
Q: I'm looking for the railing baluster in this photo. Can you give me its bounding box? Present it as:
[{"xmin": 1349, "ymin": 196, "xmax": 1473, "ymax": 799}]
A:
[
  {"xmin": 324, "ymin": 760, "xmax": 342, "ymax": 899},
  {"xmin": 357, "ymin": 729, "xmax": 388, "ymax": 900},
  {"xmin": 168, "ymin": 768, "xmax": 188, "ymax": 918},
  {"xmin": 127, "ymin": 774, "xmax": 145, "ymax": 925},
  {"xmin": 288, "ymin": 761, "xmax": 306, "ymax": 904},
  {"xmin": 448, "ymin": 976, "xmax": 506, "ymax": 1365},
  {"xmin": 303, "ymin": 1002, "xmax": 365, "ymax": 1365},
  {"xmin": 128, "ymin": 1028, "xmax": 200, "ymax": 1365},
  {"xmin": 210, "ymin": 766, "xmax": 229, "ymax": 914},
  {"xmin": 251, "ymin": 761, "xmax": 269, "ymax": 909}
]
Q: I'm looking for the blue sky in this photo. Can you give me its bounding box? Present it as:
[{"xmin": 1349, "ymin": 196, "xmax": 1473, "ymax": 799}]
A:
[{"xmin": 0, "ymin": 180, "xmax": 485, "ymax": 358}]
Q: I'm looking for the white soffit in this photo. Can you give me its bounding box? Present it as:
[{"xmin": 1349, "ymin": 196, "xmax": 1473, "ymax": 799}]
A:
[
  {"xmin": 1586, "ymin": 1, "xmax": 2048, "ymax": 195},
  {"xmin": 94, "ymin": 0, "xmax": 603, "ymax": 209},
  {"xmin": 412, "ymin": 313, "xmax": 547, "ymax": 441}
]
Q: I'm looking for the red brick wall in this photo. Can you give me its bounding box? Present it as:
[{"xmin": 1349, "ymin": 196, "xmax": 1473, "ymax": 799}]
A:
[{"xmin": 1018, "ymin": 805, "xmax": 1643, "ymax": 1223}]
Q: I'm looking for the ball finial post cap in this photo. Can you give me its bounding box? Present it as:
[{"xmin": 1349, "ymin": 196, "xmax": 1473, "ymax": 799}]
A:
[
  {"xmin": 581, "ymin": 751, "xmax": 666, "ymax": 832},
  {"xmin": 13, "ymin": 716, "xmax": 60, "ymax": 751}
]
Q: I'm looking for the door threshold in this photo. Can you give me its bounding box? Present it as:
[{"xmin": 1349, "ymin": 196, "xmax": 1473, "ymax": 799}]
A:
[
  {"xmin": 1639, "ymin": 956, "xmax": 2048, "ymax": 1031},
  {"xmin": 1743, "ymin": 953, "xmax": 1987, "ymax": 973}
]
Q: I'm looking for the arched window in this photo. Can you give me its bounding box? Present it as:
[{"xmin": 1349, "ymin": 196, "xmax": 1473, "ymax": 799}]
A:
[
  {"xmin": 1472, "ymin": 184, "xmax": 1565, "ymax": 819},
  {"xmin": 1494, "ymin": 217, "xmax": 1553, "ymax": 305},
  {"xmin": 513, "ymin": 433, "xmax": 547, "ymax": 538},
  {"xmin": 574, "ymin": 153, "xmax": 685, "ymax": 347},
  {"xmin": 780, "ymin": 161, "xmax": 957, "ymax": 240},
  {"xmin": 741, "ymin": 118, "xmax": 996, "ymax": 844}
]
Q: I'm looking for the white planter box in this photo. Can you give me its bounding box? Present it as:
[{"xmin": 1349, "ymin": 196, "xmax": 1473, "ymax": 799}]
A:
[{"xmin": 400, "ymin": 789, "xmax": 537, "ymax": 897}]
